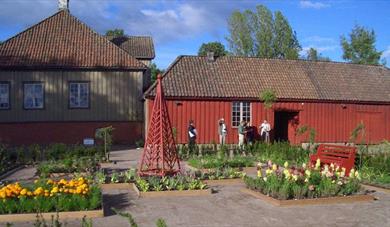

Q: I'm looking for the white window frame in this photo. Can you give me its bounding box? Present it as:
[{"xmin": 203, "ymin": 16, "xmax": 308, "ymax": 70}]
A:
[
  {"xmin": 0, "ymin": 82, "xmax": 10, "ymax": 110},
  {"xmin": 231, "ymin": 101, "xmax": 251, "ymax": 127},
  {"xmin": 69, "ymin": 82, "xmax": 90, "ymax": 109},
  {"xmin": 23, "ymin": 82, "xmax": 44, "ymax": 109}
]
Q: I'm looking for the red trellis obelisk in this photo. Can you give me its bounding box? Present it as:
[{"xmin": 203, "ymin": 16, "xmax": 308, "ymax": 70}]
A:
[{"xmin": 138, "ymin": 74, "xmax": 181, "ymax": 176}]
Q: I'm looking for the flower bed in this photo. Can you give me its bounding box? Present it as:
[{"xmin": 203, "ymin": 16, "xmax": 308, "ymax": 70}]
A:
[
  {"xmin": 0, "ymin": 177, "xmax": 101, "ymax": 214},
  {"xmin": 193, "ymin": 167, "xmax": 245, "ymax": 186},
  {"xmin": 187, "ymin": 155, "xmax": 255, "ymax": 169},
  {"xmin": 133, "ymin": 176, "xmax": 211, "ymax": 197},
  {"xmin": 244, "ymin": 160, "xmax": 365, "ymax": 201}
]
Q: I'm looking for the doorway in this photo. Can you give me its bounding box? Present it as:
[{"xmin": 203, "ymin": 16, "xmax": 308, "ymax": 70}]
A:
[{"xmin": 274, "ymin": 111, "xmax": 299, "ymax": 142}]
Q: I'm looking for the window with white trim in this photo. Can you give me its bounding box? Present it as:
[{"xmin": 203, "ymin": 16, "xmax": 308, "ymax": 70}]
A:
[
  {"xmin": 24, "ymin": 83, "xmax": 44, "ymax": 109},
  {"xmin": 0, "ymin": 82, "xmax": 10, "ymax": 110},
  {"xmin": 69, "ymin": 82, "xmax": 89, "ymax": 108},
  {"xmin": 232, "ymin": 101, "xmax": 251, "ymax": 127}
]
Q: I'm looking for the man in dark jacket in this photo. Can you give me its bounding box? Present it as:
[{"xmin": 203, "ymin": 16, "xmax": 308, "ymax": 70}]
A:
[{"xmin": 188, "ymin": 120, "xmax": 197, "ymax": 154}]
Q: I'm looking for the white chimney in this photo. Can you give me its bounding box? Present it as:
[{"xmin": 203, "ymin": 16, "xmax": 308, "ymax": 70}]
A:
[
  {"xmin": 206, "ymin": 51, "xmax": 215, "ymax": 62},
  {"xmin": 59, "ymin": 0, "xmax": 69, "ymax": 11}
]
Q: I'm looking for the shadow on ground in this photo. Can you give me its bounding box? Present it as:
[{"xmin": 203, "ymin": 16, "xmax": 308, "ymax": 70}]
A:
[{"xmin": 103, "ymin": 193, "xmax": 134, "ymax": 216}]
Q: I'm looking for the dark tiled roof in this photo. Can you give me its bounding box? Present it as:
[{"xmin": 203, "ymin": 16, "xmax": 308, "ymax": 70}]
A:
[
  {"xmin": 145, "ymin": 56, "xmax": 390, "ymax": 103},
  {"xmin": 108, "ymin": 36, "xmax": 155, "ymax": 59},
  {"xmin": 0, "ymin": 10, "xmax": 146, "ymax": 70}
]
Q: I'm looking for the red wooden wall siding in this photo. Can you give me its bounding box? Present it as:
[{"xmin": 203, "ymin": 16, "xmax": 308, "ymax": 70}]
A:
[{"xmin": 146, "ymin": 99, "xmax": 390, "ymax": 144}]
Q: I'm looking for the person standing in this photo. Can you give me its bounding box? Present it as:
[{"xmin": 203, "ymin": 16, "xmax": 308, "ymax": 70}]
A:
[
  {"xmin": 246, "ymin": 121, "xmax": 255, "ymax": 145},
  {"xmin": 188, "ymin": 120, "xmax": 197, "ymax": 153},
  {"xmin": 238, "ymin": 120, "xmax": 246, "ymax": 149},
  {"xmin": 260, "ymin": 120, "xmax": 271, "ymax": 143},
  {"xmin": 218, "ymin": 118, "xmax": 227, "ymax": 146}
]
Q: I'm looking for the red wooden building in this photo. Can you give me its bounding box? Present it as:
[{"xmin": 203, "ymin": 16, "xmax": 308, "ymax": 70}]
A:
[{"xmin": 144, "ymin": 55, "xmax": 390, "ymax": 145}]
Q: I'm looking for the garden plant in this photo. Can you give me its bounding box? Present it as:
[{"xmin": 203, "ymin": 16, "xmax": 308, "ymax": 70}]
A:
[
  {"xmin": 0, "ymin": 177, "xmax": 101, "ymax": 214},
  {"xmin": 244, "ymin": 159, "xmax": 362, "ymax": 200}
]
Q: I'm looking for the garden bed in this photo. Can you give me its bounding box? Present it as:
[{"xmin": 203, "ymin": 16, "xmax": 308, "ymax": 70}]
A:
[
  {"xmin": 0, "ymin": 209, "xmax": 104, "ymax": 223},
  {"xmin": 240, "ymin": 187, "xmax": 375, "ymax": 206},
  {"xmin": 0, "ymin": 178, "xmax": 102, "ymax": 218},
  {"xmin": 132, "ymin": 183, "xmax": 211, "ymax": 198}
]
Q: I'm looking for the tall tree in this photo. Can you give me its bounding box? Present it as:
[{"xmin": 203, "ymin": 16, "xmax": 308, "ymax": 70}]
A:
[
  {"xmin": 226, "ymin": 10, "xmax": 254, "ymax": 56},
  {"xmin": 226, "ymin": 5, "xmax": 301, "ymax": 59},
  {"xmin": 340, "ymin": 25, "xmax": 382, "ymax": 65},
  {"xmin": 198, "ymin": 42, "xmax": 227, "ymax": 57},
  {"xmin": 306, "ymin": 48, "xmax": 331, "ymax": 61},
  {"xmin": 273, "ymin": 11, "xmax": 300, "ymax": 59},
  {"xmin": 252, "ymin": 5, "xmax": 274, "ymax": 58},
  {"xmin": 150, "ymin": 62, "xmax": 165, "ymax": 83},
  {"xmin": 105, "ymin": 29, "xmax": 125, "ymax": 37}
]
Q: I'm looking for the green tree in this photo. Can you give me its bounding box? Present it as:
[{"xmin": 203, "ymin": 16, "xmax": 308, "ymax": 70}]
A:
[
  {"xmin": 273, "ymin": 11, "xmax": 300, "ymax": 59},
  {"xmin": 198, "ymin": 42, "xmax": 227, "ymax": 57},
  {"xmin": 105, "ymin": 29, "xmax": 125, "ymax": 37},
  {"xmin": 226, "ymin": 5, "xmax": 301, "ymax": 59},
  {"xmin": 226, "ymin": 10, "xmax": 254, "ymax": 56},
  {"xmin": 150, "ymin": 62, "xmax": 165, "ymax": 83},
  {"xmin": 306, "ymin": 48, "xmax": 331, "ymax": 61},
  {"xmin": 340, "ymin": 25, "xmax": 382, "ymax": 65}
]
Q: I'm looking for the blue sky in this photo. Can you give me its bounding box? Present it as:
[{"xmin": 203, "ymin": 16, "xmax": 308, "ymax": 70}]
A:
[{"xmin": 1, "ymin": 0, "xmax": 389, "ymax": 69}]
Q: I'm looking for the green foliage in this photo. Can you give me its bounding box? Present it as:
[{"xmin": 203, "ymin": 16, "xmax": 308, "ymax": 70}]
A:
[
  {"xmin": 36, "ymin": 156, "xmax": 100, "ymax": 177},
  {"xmin": 306, "ymin": 48, "xmax": 331, "ymax": 61},
  {"xmin": 341, "ymin": 24, "xmax": 383, "ymax": 65},
  {"xmin": 0, "ymin": 186, "xmax": 101, "ymax": 214},
  {"xmin": 95, "ymin": 126, "xmax": 114, "ymax": 161},
  {"xmin": 198, "ymin": 42, "xmax": 227, "ymax": 57},
  {"xmin": 156, "ymin": 218, "xmax": 168, "ymax": 227},
  {"xmin": 135, "ymin": 139, "xmax": 144, "ymax": 148},
  {"xmin": 135, "ymin": 176, "xmax": 207, "ymax": 192},
  {"xmin": 193, "ymin": 167, "xmax": 245, "ymax": 180},
  {"xmin": 253, "ymin": 142, "xmax": 310, "ymax": 166},
  {"xmin": 244, "ymin": 163, "xmax": 361, "ymax": 200},
  {"xmin": 150, "ymin": 62, "xmax": 165, "ymax": 83},
  {"xmin": 259, "ymin": 89, "xmax": 276, "ymax": 109},
  {"xmin": 350, "ymin": 122, "xmax": 365, "ymax": 143},
  {"xmin": 112, "ymin": 208, "xmax": 138, "ymax": 227},
  {"xmin": 188, "ymin": 155, "xmax": 255, "ymax": 169},
  {"xmin": 105, "ymin": 29, "xmax": 124, "ymax": 37},
  {"xmin": 226, "ymin": 5, "xmax": 301, "ymax": 59}
]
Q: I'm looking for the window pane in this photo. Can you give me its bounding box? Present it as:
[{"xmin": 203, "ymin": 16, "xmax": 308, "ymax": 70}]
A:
[
  {"xmin": 69, "ymin": 82, "xmax": 89, "ymax": 108},
  {"xmin": 24, "ymin": 83, "xmax": 43, "ymax": 109},
  {"xmin": 0, "ymin": 83, "xmax": 9, "ymax": 109}
]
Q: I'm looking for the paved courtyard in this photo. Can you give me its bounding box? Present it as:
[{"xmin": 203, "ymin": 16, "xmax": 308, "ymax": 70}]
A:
[{"xmin": 2, "ymin": 148, "xmax": 390, "ymax": 227}]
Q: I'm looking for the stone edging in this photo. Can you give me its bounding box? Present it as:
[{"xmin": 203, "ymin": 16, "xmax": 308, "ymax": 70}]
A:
[
  {"xmin": 0, "ymin": 209, "xmax": 104, "ymax": 223},
  {"xmin": 132, "ymin": 183, "xmax": 212, "ymax": 198},
  {"xmin": 240, "ymin": 188, "xmax": 375, "ymax": 207},
  {"xmin": 203, "ymin": 178, "xmax": 244, "ymax": 186},
  {"xmin": 361, "ymin": 184, "xmax": 390, "ymax": 194}
]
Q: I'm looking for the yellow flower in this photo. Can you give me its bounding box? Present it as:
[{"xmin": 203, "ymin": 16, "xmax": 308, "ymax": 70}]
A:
[
  {"xmin": 0, "ymin": 191, "xmax": 6, "ymax": 199},
  {"xmin": 34, "ymin": 180, "xmax": 38, "ymax": 184},
  {"xmin": 20, "ymin": 189, "xmax": 27, "ymax": 196},
  {"xmin": 257, "ymin": 170, "xmax": 262, "ymax": 178},
  {"xmin": 302, "ymin": 163, "xmax": 307, "ymax": 169},
  {"xmin": 315, "ymin": 158, "xmax": 321, "ymax": 170},
  {"xmin": 284, "ymin": 161, "xmax": 289, "ymax": 168},
  {"xmin": 272, "ymin": 164, "xmax": 277, "ymax": 171},
  {"xmin": 265, "ymin": 169, "xmax": 273, "ymax": 175},
  {"xmin": 47, "ymin": 179, "xmax": 54, "ymax": 185},
  {"xmin": 305, "ymin": 169, "xmax": 311, "ymax": 177},
  {"xmin": 292, "ymin": 175, "xmax": 298, "ymax": 181},
  {"xmin": 349, "ymin": 169, "xmax": 355, "ymax": 178},
  {"xmin": 51, "ymin": 187, "xmax": 59, "ymax": 194}
]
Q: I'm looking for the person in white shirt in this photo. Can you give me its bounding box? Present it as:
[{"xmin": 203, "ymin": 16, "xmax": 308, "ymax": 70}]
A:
[
  {"xmin": 260, "ymin": 120, "xmax": 271, "ymax": 143},
  {"xmin": 218, "ymin": 118, "xmax": 227, "ymax": 146}
]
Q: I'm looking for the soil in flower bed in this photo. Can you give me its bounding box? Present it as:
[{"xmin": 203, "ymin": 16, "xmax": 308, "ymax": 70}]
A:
[{"xmin": 0, "ymin": 178, "xmax": 101, "ymax": 214}]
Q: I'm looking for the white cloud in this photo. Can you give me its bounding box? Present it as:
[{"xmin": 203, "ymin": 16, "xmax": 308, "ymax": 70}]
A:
[
  {"xmin": 382, "ymin": 46, "xmax": 390, "ymax": 59},
  {"xmin": 300, "ymin": 1, "xmax": 330, "ymax": 9}
]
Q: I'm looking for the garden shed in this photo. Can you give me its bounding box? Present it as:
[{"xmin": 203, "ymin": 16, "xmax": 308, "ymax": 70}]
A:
[{"xmin": 144, "ymin": 55, "xmax": 390, "ymax": 145}]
